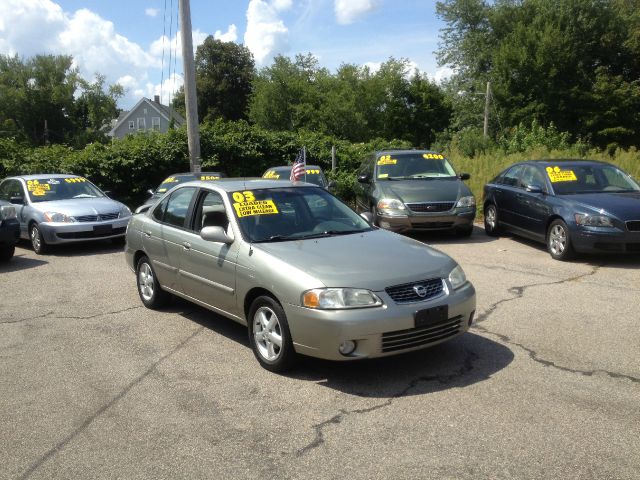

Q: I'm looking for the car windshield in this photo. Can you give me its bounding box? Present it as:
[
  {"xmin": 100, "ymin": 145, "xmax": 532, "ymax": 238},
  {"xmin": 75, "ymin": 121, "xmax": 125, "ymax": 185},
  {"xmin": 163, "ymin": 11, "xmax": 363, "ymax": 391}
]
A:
[
  {"xmin": 548, "ymin": 164, "xmax": 640, "ymax": 195},
  {"xmin": 230, "ymin": 186, "xmax": 372, "ymax": 242},
  {"xmin": 26, "ymin": 177, "xmax": 105, "ymax": 203},
  {"xmin": 375, "ymin": 153, "xmax": 456, "ymax": 179},
  {"xmin": 155, "ymin": 173, "xmax": 223, "ymax": 194},
  {"xmin": 263, "ymin": 168, "xmax": 326, "ymax": 187}
]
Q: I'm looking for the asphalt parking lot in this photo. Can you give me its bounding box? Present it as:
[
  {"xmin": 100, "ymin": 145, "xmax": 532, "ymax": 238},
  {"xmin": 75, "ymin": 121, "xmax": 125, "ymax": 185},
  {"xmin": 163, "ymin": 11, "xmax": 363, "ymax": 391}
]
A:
[{"xmin": 1, "ymin": 228, "xmax": 639, "ymax": 480}]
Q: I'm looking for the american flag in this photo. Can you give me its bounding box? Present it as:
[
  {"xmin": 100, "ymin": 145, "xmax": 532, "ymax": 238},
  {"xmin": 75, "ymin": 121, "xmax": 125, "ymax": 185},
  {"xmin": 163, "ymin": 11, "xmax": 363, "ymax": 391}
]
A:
[{"xmin": 290, "ymin": 147, "xmax": 306, "ymax": 182}]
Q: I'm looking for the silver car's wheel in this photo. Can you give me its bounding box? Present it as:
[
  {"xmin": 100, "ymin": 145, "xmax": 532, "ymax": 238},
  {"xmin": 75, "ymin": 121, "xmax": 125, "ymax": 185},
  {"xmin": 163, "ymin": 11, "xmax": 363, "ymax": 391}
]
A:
[
  {"xmin": 248, "ymin": 296, "xmax": 296, "ymax": 372},
  {"xmin": 30, "ymin": 224, "xmax": 48, "ymax": 254},
  {"xmin": 136, "ymin": 256, "xmax": 170, "ymax": 309},
  {"xmin": 547, "ymin": 219, "xmax": 574, "ymax": 261}
]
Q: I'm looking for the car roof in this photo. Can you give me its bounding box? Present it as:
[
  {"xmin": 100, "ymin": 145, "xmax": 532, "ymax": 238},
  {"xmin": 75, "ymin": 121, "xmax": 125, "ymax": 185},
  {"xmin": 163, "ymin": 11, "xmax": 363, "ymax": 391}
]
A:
[
  {"xmin": 263, "ymin": 165, "xmax": 323, "ymax": 171},
  {"xmin": 517, "ymin": 159, "xmax": 614, "ymax": 168},
  {"xmin": 161, "ymin": 171, "xmax": 225, "ymax": 177},
  {"xmin": 374, "ymin": 149, "xmax": 442, "ymax": 156},
  {"xmin": 181, "ymin": 178, "xmax": 318, "ymax": 192},
  {"xmin": 6, "ymin": 174, "xmax": 84, "ymax": 181}
]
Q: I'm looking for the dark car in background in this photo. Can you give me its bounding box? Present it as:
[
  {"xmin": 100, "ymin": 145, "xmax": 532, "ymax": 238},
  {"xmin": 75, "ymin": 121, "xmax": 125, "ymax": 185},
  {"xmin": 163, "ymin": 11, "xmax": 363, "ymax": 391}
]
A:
[
  {"xmin": 0, "ymin": 201, "xmax": 20, "ymax": 261},
  {"xmin": 355, "ymin": 150, "xmax": 476, "ymax": 236},
  {"xmin": 262, "ymin": 165, "xmax": 334, "ymax": 190},
  {"xmin": 483, "ymin": 159, "xmax": 640, "ymax": 260},
  {"xmin": 135, "ymin": 171, "xmax": 226, "ymax": 213}
]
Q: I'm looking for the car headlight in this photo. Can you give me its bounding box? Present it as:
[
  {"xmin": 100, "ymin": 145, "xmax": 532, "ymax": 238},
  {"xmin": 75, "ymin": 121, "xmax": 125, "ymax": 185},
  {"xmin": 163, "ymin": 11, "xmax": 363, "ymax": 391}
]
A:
[
  {"xmin": 448, "ymin": 265, "xmax": 467, "ymax": 289},
  {"xmin": 455, "ymin": 196, "xmax": 476, "ymax": 208},
  {"xmin": 43, "ymin": 212, "xmax": 75, "ymax": 223},
  {"xmin": 574, "ymin": 213, "xmax": 613, "ymax": 227},
  {"xmin": 0, "ymin": 205, "xmax": 17, "ymax": 220},
  {"xmin": 119, "ymin": 205, "xmax": 132, "ymax": 217},
  {"xmin": 376, "ymin": 198, "xmax": 407, "ymax": 216},
  {"xmin": 302, "ymin": 288, "xmax": 383, "ymax": 309}
]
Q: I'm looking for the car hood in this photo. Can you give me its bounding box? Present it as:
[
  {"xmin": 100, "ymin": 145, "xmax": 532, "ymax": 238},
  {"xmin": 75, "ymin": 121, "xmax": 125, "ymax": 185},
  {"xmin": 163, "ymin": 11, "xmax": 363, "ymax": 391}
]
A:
[
  {"xmin": 376, "ymin": 178, "xmax": 471, "ymax": 203},
  {"xmin": 252, "ymin": 229, "xmax": 457, "ymax": 291},
  {"xmin": 562, "ymin": 192, "xmax": 640, "ymax": 220},
  {"xmin": 30, "ymin": 197, "xmax": 125, "ymax": 215}
]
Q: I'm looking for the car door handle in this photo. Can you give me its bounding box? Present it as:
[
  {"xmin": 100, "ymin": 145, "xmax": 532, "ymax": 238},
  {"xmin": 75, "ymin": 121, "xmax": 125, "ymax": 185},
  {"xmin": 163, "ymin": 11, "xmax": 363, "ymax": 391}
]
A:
[
  {"xmin": 143, "ymin": 231, "xmax": 151, "ymax": 238},
  {"xmin": 182, "ymin": 242, "xmax": 191, "ymax": 250}
]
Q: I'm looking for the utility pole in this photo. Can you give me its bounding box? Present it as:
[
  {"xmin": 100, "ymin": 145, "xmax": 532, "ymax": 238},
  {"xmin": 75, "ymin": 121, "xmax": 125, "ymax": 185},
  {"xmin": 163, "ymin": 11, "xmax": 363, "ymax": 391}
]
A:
[
  {"xmin": 483, "ymin": 81, "xmax": 491, "ymax": 138},
  {"xmin": 179, "ymin": 0, "xmax": 201, "ymax": 173}
]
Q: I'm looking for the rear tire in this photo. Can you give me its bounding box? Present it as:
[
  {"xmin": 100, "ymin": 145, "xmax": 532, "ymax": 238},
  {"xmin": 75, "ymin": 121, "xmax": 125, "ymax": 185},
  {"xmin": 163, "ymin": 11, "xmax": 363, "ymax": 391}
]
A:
[
  {"xmin": 484, "ymin": 204, "xmax": 500, "ymax": 237},
  {"xmin": 547, "ymin": 219, "xmax": 574, "ymax": 261},
  {"xmin": 30, "ymin": 224, "xmax": 48, "ymax": 254},
  {"xmin": 0, "ymin": 245, "xmax": 15, "ymax": 262},
  {"xmin": 248, "ymin": 295, "xmax": 297, "ymax": 373},
  {"xmin": 136, "ymin": 256, "xmax": 170, "ymax": 309}
]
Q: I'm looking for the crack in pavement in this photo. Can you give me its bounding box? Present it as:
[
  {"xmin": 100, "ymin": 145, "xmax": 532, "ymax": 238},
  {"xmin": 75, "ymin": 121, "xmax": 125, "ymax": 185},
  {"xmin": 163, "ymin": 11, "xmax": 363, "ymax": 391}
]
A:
[
  {"xmin": 474, "ymin": 265, "xmax": 602, "ymax": 323},
  {"xmin": 294, "ymin": 350, "xmax": 478, "ymax": 457},
  {"xmin": 0, "ymin": 306, "xmax": 144, "ymax": 325},
  {"xmin": 17, "ymin": 326, "xmax": 204, "ymax": 480},
  {"xmin": 472, "ymin": 324, "xmax": 640, "ymax": 384}
]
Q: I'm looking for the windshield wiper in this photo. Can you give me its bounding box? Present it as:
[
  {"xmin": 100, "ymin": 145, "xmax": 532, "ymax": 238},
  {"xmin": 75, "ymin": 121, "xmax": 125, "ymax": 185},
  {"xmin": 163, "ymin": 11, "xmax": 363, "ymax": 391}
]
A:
[
  {"xmin": 297, "ymin": 229, "xmax": 370, "ymax": 239},
  {"xmin": 252, "ymin": 234, "xmax": 296, "ymax": 243}
]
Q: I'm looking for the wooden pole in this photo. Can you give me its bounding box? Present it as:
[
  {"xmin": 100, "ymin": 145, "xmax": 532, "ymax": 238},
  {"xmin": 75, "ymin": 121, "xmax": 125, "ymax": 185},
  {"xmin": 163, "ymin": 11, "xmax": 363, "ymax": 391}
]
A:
[{"xmin": 483, "ymin": 81, "xmax": 491, "ymax": 138}]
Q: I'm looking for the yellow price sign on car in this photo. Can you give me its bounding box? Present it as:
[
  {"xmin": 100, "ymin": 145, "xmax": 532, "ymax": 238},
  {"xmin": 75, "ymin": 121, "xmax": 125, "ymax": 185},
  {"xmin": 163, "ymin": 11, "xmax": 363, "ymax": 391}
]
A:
[
  {"xmin": 546, "ymin": 166, "xmax": 577, "ymax": 183},
  {"xmin": 377, "ymin": 155, "xmax": 397, "ymax": 165},
  {"xmin": 232, "ymin": 191, "xmax": 279, "ymax": 217}
]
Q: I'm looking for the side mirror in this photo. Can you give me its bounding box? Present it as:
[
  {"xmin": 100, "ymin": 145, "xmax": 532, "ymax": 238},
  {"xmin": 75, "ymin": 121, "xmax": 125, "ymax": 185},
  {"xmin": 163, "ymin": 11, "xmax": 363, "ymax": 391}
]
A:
[
  {"xmin": 526, "ymin": 184, "xmax": 544, "ymax": 194},
  {"xmin": 147, "ymin": 189, "xmax": 154, "ymax": 196},
  {"xmin": 10, "ymin": 196, "xmax": 25, "ymax": 205},
  {"xmin": 103, "ymin": 190, "xmax": 113, "ymax": 197},
  {"xmin": 357, "ymin": 174, "xmax": 370, "ymax": 184},
  {"xmin": 135, "ymin": 204, "xmax": 152, "ymax": 214},
  {"xmin": 360, "ymin": 211, "xmax": 374, "ymax": 224},
  {"xmin": 458, "ymin": 173, "xmax": 471, "ymax": 181},
  {"xmin": 200, "ymin": 226, "xmax": 234, "ymax": 244},
  {"xmin": 326, "ymin": 180, "xmax": 336, "ymax": 191}
]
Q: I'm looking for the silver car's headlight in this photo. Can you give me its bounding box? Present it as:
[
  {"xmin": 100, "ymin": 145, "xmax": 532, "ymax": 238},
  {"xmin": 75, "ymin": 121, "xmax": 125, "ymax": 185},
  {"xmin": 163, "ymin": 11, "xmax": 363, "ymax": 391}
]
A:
[
  {"xmin": 0, "ymin": 205, "xmax": 17, "ymax": 220},
  {"xmin": 455, "ymin": 196, "xmax": 476, "ymax": 208},
  {"xmin": 302, "ymin": 288, "xmax": 382, "ymax": 309},
  {"xmin": 448, "ymin": 265, "xmax": 467, "ymax": 289},
  {"xmin": 43, "ymin": 212, "xmax": 75, "ymax": 223},
  {"xmin": 119, "ymin": 205, "xmax": 132, "ymax": 217},
  {"xmin": 376, "ymin": 198, "xmax": 407, "ymax": 216},
  {"xmin": 575, "ymin": 213, "xmax": 613, "ymax": 227}
]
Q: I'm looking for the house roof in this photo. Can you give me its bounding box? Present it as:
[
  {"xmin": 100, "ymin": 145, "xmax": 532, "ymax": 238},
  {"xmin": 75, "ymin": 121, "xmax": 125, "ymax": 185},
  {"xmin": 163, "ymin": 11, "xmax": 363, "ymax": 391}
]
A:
[{"xmin": 108, "ymin": 97, "xmax": 185, "ymax": 136}]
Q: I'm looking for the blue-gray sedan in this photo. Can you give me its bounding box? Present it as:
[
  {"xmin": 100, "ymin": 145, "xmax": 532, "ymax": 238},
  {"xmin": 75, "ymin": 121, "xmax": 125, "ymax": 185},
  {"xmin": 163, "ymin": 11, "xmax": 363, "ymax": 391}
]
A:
[
  {"xmin": 125, "ymin": 179, "xmax": 476, "ymax": 372},
  {"xmin": 0, "ymin": 174, "xmax": 132, "ymax": 254}
]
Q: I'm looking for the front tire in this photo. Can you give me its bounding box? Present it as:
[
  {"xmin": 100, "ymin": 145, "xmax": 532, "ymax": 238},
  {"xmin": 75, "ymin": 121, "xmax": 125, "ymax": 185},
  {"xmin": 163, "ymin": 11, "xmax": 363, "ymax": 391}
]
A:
[
  {"xmin": 136, "ymin": 255, "xmax": 170, "ymax": 309},
  {"xmin": 248, "ymin": 295, "xmax": 296, "ymax": 372},
  {"xmin": 0, "ymin": 245, "xmax": 15, "ymax": 262},
  {"xmin": 30, "ymin": 224, "xmax": 48, "ymax": 254},
  {"xmin": 484, "ymin": 204, "xmax": 500, "ymax": 237},
  {"xmin": 547, "ymin": 219, "xmax": 574, "ymax": 261}
]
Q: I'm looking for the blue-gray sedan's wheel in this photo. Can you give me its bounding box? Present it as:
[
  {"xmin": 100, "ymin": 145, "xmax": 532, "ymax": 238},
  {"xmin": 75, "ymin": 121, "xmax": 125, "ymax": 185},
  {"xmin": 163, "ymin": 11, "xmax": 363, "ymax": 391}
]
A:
[
  {"xmin": 136, "ymin": 256, "xmax": 170, "ymax": 309},
  {"xmin": 483, "ymin": 204, "xmax": 500, "ymax": 237},
  {"xmin": 248, "ymin": 296, "xmax": 296, "ymax": 372},
  {"xmin": 547, "ymin": 219, "xmax": 574, "ymax": 261},
  {"xmin": 30, "ymin": 224, "xmax": 48, "ymax": 254}
]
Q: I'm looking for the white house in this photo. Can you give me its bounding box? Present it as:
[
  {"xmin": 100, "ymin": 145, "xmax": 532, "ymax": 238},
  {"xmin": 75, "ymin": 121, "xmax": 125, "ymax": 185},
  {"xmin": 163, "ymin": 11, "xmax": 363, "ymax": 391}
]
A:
[{"xmin": 108, "ymin": 96, "xmax": 185, "ymax": 139}]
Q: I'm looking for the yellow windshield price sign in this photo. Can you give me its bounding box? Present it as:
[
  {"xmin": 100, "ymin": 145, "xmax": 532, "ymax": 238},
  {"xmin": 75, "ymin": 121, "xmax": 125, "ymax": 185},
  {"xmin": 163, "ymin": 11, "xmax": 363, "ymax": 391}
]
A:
[
  {"xmin": 232, "ymin": 191, "xmax": 279, "ymax": 217},
  {"xmin": 200, "ymin": 175, "xmax": 220, "ymax": 181},
  {"xmin": 263, "ymin": 171, "xmax": 280, "ymax": 179},
  {"xmin": 377, "ymin": 155, "xmax": 397, "ymax": 165},
  {"xmin": 423, "ymin": 153, "xmax": 444, "ymax": 159},
  {"xmin": 65, "ymin": 177, "xmax": 87, "ymax": 183},
  {"xmin": 546, "ymin": 166, "xmax": 577, "ymax": 183}
]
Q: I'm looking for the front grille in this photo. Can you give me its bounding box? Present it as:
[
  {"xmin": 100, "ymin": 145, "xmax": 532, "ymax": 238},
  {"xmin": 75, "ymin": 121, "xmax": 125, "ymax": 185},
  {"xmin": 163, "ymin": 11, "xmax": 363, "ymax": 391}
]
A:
[
  {"xmin": 410, "ymin": 221, "xmax": 455, "ymax": 230},
  {"xmin": 385, "ymin": 278, "xmax": 444, "ymax": 304},
  {"xmin": 626, "ymin": 220, "xmax": 640, "ymax": 232},
  {"xmin": 56, "ymin": 227, "xmax": 126, "ymax": 239},
  {"xmin": 75, "ymin": 212, "xmax": 119, "ymax": 222},
  {"xmin": 406, "ymin": 202, "xmax": 455, "ymax": 213},
  {"xmin": 382, "ymin": 315, "xmax": 463, "ymax": 353}
]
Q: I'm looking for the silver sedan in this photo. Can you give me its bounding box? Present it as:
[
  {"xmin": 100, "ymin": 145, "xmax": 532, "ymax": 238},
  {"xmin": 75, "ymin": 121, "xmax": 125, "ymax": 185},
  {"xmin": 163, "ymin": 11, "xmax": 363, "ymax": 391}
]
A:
[
  {"xmin": 125, "ymin": 179, "xmax": 476, "ymax": 372},
  {"xmin": 0, "ymin": 174, "xmax": 132, "ymax": 254}
]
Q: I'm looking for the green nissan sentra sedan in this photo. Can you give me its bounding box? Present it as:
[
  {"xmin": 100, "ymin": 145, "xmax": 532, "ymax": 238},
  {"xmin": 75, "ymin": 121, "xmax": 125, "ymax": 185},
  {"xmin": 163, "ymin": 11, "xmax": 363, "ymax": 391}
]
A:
[{"xmin": 125, "ymin": 178, "xmax": 476, "ymax": 372}]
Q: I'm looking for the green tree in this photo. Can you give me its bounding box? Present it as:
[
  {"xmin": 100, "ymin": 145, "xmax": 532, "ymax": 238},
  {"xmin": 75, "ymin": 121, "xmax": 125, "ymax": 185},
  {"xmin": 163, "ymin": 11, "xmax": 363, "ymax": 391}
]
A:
[{"xmin": 173, "ymin": 37, "xmax": 255, "ymax": 122}]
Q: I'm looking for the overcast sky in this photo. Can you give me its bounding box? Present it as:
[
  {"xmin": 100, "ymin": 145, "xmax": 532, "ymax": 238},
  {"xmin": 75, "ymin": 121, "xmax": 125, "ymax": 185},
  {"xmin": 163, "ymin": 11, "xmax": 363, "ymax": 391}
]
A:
[{"xmin": 0, "ymin": 0, "xmax": 452, "ymax": 109}]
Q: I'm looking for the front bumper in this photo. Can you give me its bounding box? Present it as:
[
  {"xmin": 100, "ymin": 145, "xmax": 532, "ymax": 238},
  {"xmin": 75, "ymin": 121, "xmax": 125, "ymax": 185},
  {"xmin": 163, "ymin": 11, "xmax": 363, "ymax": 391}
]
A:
[
  {"xmin": 0, "ymin": 218, "xmax": 20, "ymax": 246},
  {"xmin": 377, "ymin": 208, "xmax": 476, "ymax": 233},
  {"xmin": 38, "ymin": 217, "xmax": 131, "ymax": 245},
  {"xmin": 284, "ymin": 281, "xmax": 476, "ymax": 361},
  {"xmin": 571, "ymin": 225, "xmax": 640, "ymax": 254}
]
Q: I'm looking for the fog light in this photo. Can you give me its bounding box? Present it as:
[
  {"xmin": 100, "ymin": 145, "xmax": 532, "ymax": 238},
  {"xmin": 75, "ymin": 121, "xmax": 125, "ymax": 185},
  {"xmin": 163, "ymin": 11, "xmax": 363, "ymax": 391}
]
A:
[{"xmin": 339, "ymin": 340, "xmax": 356, "ymax": 356}]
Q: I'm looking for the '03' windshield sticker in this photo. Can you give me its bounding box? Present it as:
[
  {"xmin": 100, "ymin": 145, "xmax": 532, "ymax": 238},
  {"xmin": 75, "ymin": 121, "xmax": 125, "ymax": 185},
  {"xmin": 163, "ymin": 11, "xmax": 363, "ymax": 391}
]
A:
[
  {"xmin": 377, "ymin": 155, "xmax": 397, "ymax": 165},
  {"xmin": 232, "ymin": 191, "xmax": 279, "ymax": 217},
  {"xmin": 546, "ymin": 166, "xmax": 577, "ymax": 183}
]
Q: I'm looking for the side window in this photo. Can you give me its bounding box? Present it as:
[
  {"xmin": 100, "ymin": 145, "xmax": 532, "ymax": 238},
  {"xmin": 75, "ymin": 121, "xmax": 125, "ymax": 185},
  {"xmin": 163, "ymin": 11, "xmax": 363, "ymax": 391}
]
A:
[
  {"xmin": 152, "ymin": 196, "xmax": 169, "ymax": 222},
  {"xmin": 0, "ymin": 181, "xmax": 11, "ymax": 200},
  {"xmin": 195, "ymin": 190, "xmax": 228, "ymax": 233},
  {"xmin": 163, "ymin": 187, "xmax": 197, "ymax": 228},
  {"xmin": 358, "ymin": 155, "xmax": 374, "ymax": 177},
  {"xmin": 499, "ymin": 165, "xmax": 524, "ymax": 188},
  {"xmin": 520, "ymin": 166, "xmax": 546, "ymax": 190},
  {"xmin": 0, "ymin": 180, "xmax": 23, "ymax": 200}
]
